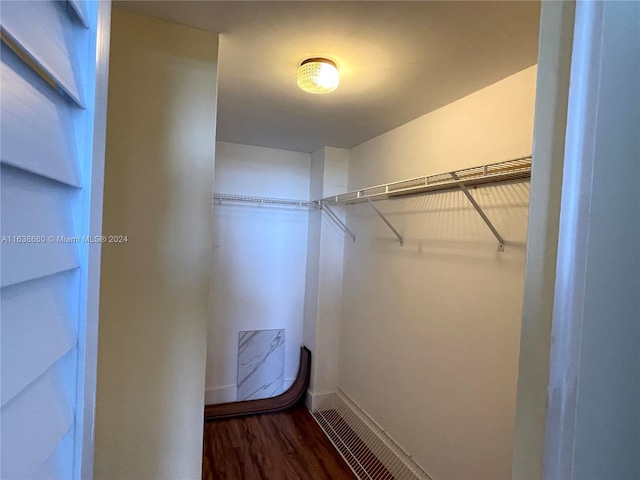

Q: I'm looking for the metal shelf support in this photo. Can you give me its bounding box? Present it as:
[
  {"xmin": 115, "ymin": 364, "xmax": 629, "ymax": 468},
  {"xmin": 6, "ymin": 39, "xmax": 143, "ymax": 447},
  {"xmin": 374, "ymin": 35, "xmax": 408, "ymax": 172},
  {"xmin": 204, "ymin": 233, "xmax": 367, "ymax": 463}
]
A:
[
  {"xmin": 366, "ymin": 199, "xmax": 403, "ymax": 246},
  {"xmin": 450, "ymin": 172, "xmax": 505, "ymax": 251},
  {"xmin": 322, "ymin": 203, "xmax": 356, "ymax": 242}
]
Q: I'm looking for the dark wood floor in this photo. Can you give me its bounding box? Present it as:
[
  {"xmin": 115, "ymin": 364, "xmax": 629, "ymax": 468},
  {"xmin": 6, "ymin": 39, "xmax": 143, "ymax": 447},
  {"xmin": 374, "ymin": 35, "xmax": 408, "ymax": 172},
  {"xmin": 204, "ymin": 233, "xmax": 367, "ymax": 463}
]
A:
[{"xmin": 202, "ymin": 405, "xmax": 357, "ymax": 480}]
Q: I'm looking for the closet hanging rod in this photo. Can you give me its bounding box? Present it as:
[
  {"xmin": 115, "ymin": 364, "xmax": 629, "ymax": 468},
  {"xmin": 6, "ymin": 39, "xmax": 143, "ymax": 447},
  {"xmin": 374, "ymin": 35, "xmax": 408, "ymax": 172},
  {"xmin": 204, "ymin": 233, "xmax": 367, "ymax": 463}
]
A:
[
  {"xmin": 317, "ymin": 155, "xmax": 532, "ymax": 205},
  {"xmin": 213, "ymin": 193, "xmax": 318, "ymax": 208}
]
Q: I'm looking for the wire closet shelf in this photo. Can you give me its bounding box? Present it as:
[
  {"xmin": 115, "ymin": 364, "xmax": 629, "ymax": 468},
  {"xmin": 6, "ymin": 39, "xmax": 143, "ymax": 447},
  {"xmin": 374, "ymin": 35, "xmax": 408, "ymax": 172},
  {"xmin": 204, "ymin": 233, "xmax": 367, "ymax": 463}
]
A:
[
  {"xmin": 213, "ymin": 193, "xmax": 317, "ymax": 208},
  {"xmin": 317, "ymin": 155, "xmax": 532, "ymax": 250},
  {"xmin": 318, "ymin": 155, "xmax": 532, "ymax": 205},
  {"xmin": 212, "ymin": 155, "xmax": 532, "ymax": 250}
]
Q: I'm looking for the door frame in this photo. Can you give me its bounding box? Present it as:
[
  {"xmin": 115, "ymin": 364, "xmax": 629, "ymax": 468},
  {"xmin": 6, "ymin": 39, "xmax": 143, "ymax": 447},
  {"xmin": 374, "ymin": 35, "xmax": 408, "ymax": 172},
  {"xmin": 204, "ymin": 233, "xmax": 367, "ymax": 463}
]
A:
[
  {"xmin": 73, "ymin": 2, "xmax": 111, "ymax": 478},
  {"xmin": 513, "ymin": 1, "xmax": 635, "ymax": 478}
]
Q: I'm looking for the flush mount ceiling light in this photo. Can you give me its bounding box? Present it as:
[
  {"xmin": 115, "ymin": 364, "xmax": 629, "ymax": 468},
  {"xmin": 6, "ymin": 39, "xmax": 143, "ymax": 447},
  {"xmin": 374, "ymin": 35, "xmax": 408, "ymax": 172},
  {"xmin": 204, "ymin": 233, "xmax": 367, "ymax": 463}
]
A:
[{"xmin": 296, "ymin": 58, "xmax": 339, "ymax": 94}]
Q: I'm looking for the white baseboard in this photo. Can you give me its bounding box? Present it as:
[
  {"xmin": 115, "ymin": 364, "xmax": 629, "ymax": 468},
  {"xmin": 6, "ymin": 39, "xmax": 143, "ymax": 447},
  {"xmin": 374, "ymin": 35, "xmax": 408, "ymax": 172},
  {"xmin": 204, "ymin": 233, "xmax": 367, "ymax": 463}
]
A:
[
  {"xmin": 305, "ymin": 389, "xmax": 334, "ymax": 412},
  {"xmin": 205, "ymin": 378, "xmax": 295, "ymax": 405},
  {"xmin": 205, "ymin": 385, "xmax": 237, "ymax": 405}
]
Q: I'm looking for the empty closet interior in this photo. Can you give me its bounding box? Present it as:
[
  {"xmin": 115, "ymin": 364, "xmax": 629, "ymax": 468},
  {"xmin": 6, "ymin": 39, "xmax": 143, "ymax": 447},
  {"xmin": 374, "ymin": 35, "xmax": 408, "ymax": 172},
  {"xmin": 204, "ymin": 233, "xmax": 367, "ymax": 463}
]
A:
[
  {"xmin": 97, "ymin": 2, "xmax": 541, "ymax": 479},
  {"xmin": 207, "ymin": 5, "xmax": 539, "ymax": 479},
  {"xmin": 210, "ymin": 70, "xmax": 535, "ymax": 478}
]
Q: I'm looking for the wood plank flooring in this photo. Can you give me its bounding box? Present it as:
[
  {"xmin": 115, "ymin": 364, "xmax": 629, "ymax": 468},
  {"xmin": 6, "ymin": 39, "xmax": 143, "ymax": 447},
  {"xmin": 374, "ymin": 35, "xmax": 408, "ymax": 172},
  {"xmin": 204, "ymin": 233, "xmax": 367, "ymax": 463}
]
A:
[{"xmin": 202, "ymin": 405, "xmax": 357, "ymax": 480}]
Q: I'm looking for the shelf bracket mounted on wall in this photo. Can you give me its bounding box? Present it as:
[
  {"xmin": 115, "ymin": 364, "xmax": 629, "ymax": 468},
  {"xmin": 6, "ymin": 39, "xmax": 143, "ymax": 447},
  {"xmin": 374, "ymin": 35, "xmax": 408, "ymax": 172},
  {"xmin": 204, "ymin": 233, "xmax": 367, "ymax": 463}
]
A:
[
  {"xmin": 321, "ymin": 203, "xmax": 356, "ymax": 242},
  {"xmin": 315, "ymin": 156, "xmax": 530, "ymax": 250},
  {"xmin": 450, "ymin": 172, "xmax": 505, "ymax": 251},
  {"xmin": 366, "ymin": 199, "xmax": 403, "ymax": 246}
]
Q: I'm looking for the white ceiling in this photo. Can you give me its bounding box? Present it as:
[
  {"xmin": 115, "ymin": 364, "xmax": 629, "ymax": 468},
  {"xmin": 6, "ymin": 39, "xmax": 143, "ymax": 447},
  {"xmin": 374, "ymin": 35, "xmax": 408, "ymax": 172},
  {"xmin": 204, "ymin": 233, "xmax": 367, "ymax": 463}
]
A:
[{"xmin": 115, "ymin": 1, "xmax": 541, "ymax": 153}]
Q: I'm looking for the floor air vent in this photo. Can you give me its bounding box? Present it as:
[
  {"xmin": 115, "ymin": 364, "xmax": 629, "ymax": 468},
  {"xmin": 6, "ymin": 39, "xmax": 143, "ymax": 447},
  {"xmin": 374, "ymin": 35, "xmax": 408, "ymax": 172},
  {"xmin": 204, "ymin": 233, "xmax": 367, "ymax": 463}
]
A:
[{"xmin": 312, "ymin": 390, "xmax": 432, "ymax": 480}]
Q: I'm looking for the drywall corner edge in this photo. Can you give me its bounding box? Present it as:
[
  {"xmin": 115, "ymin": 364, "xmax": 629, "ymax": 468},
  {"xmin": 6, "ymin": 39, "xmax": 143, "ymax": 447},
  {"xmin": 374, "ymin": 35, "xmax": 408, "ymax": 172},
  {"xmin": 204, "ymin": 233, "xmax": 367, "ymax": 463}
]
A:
[{"xmin": 511, "ymin": 1, "xmax": 576, "ymax": 478}]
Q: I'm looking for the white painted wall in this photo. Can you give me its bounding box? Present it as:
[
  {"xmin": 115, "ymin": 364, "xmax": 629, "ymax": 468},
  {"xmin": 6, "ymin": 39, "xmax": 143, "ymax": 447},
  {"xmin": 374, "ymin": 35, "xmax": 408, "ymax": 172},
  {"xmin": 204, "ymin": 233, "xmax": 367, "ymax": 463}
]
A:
[
  {"xmin": 206, "ymin": 142, "xmax": 311, "ymax": 403},
  {"xmin": 301, "ymin": 147, "xmax": 325, "ymax": 369},
  {"xmin": 338, "ymin": 66, "xmax": 536, "ymax": 480},
  {"xmin": 94, "ymin": 10, "xmax": 218, "ymax": 479},
  {"xmin": 303, "ymin": 147, "xmax": 350, "ymax": 411}
]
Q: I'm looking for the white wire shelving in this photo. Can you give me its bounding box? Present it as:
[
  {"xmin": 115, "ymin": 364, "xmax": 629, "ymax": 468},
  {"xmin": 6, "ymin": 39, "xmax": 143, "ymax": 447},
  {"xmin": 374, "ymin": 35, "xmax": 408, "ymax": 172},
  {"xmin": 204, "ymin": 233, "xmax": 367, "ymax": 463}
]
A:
[
  {"xmin": 213, "ymin": 193, "xmax": 316, "ymax": 208},
  {"xmin": 317, "ymin": 155, "xmax": 532, "ymax": 250},
  {"xmin": 212, "ymin": 155, "xmax": 532, "ymax": 251},
  {"xmin": 319, "ymin": 156, "xmax": 532, "ymax": 205}
]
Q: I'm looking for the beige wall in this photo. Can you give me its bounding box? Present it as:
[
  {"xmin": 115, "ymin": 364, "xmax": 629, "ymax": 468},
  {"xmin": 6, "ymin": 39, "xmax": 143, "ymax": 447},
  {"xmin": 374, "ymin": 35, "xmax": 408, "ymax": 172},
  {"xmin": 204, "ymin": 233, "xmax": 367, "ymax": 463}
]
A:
[
  {"xmin": 339, "ymin": 66, "xmax": 536, "ymax": 479},
  {"xmin": 94, "ymin": 10, "xmax": 218, "ymax": 479}
]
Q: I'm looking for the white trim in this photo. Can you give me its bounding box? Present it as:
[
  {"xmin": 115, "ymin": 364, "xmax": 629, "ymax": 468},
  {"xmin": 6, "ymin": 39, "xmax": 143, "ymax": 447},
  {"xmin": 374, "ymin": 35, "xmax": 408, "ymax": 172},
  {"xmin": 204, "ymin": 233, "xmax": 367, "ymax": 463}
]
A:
[
  {"xmin": 75, "ymin": 2, "xmax": 111, "ymax": 478},
  {"xmin": 305, "ymin": 389, "xmax": 334, "ymax": 412},
  {"xmin": 511, "ymin": 1, "xmax": 577, "ymax": 478},
  {"xmin": 543, "ymin": 2, "xmax": 604, "ymax": 478},
  {"xmin": 205, "ymin": 385, "xmax": 237, "ymax": 405}
]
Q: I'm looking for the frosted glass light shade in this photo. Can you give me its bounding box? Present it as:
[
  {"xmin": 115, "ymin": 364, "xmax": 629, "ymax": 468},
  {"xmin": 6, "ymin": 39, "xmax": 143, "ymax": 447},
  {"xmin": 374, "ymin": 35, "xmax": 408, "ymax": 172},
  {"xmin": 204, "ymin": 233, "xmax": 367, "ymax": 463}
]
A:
[{"xmin": 297, "ymin": 58, "xmax": 339, "ymax": 94}]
